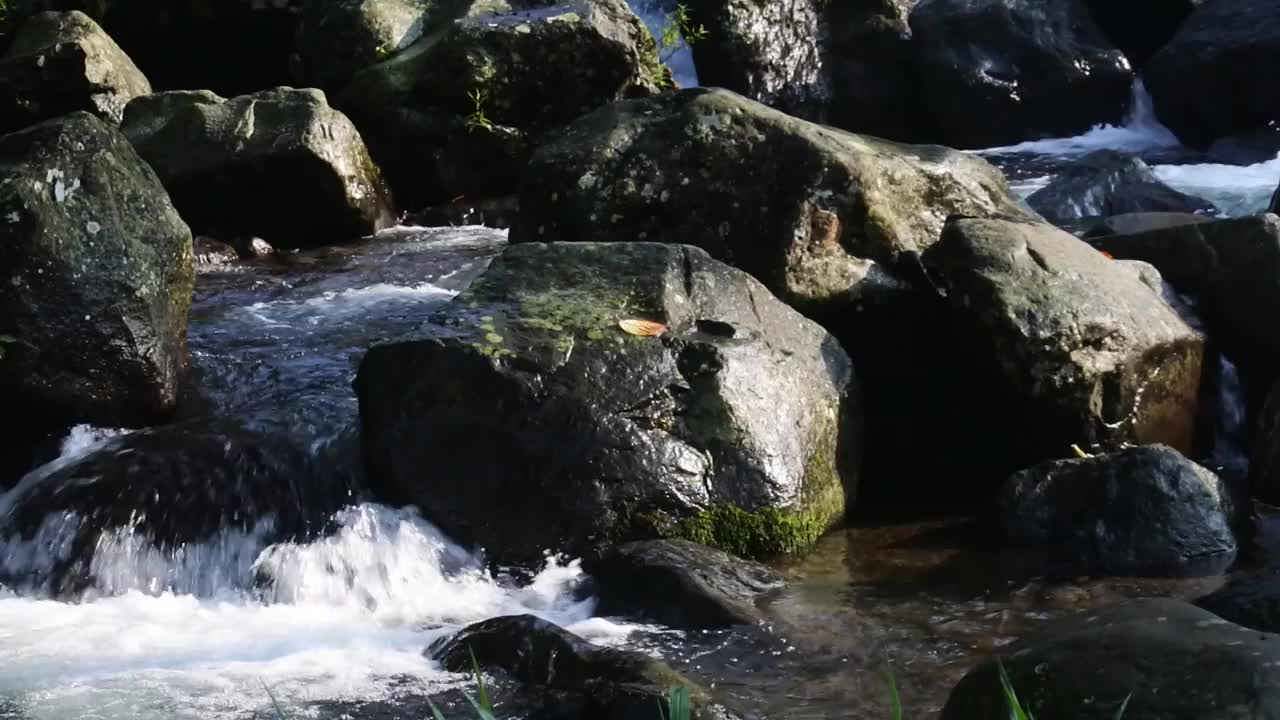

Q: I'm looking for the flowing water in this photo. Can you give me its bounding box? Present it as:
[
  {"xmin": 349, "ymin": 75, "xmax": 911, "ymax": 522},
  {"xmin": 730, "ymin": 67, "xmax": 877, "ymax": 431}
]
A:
[{"xmin": 1, "ymin": 78, "xmax": 1279, "ymax": 719}]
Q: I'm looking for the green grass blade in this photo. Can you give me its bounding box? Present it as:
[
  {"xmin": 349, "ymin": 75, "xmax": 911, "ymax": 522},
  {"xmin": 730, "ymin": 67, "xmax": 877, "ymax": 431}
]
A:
[
  {"xmin": 425, "ymin": 696, "xmax": 449, "ymax": 720},
  {"xmin": 261, "ymin": 680, "xmax": 288, "ymax": 720},
  {"xmin": 1113, "ymin": 692, "xmax": 1133, "ymax": 720},
  {"xmin": 668, "ymin": 686, "xmax": 691, "ymax": 720},
  {"xmin": 468, "ymin": 646, "xmax": 492, "ymax": 712},
  {"xmin": 463, "ymin": 690, "xmax": 499, "ymax": 720},
  {"xmin": 996, "ymin": 661, "xmax": 1034, "ymax": 720},
  {"xmin": 883, "ymin": 665, "xmax": 904, "ymax": 720}
]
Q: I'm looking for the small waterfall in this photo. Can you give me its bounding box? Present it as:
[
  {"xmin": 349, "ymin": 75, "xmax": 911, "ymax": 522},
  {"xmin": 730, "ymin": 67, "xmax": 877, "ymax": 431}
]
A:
[{"xmin": 627, "ymin": 0, "xmax": 700, "ymax": 89}]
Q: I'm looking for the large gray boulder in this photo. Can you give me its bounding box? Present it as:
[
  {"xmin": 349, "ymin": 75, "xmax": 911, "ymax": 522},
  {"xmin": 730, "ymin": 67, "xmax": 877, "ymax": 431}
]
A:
[
  {"xmin": 941, "ymin": 599, "xmax": 1280, "ymax": 720},
  {"xmin": 355, "ymin": 242, "xmax": 860, "ymax": 563},
  {"xmin": 909, "ymin": 0, "xmax": 1134, "ymax": 149},
  {"xmin": 1000, "ymin": 445, "xmax": 1246, "ymax": 576},
  {"xmin": 0, "ymin": 112, "xmax": 193, "ymax": 431},
  {"xmin": 1026, "ymin": 150, "xmax": 1216, "ymax": 228},
  {"xmin": 335, "ymin": 0, "xmax": 661, "ymax": 209},
  {"xmin": 121, "ymin": 87, "xmax": 396, "ymax": 249},
  {"xmin": 293, "ymin": 0, "xmax": 431, "ymax": 90},
  {"xmin": 922, "ymin": 218, "xmax": 1204, "ymax": 474},
  {"xmin": 1145, "ymin": 0, "xmax": 1280, "ymax": 148},
  {"xmin": 0, "ymin": 11, "xmax": 151, "ymax": 134}
]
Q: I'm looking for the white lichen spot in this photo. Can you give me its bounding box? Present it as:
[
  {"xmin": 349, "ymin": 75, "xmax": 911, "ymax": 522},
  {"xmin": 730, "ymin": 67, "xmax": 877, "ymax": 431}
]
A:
[
  {"xmin": 550, "ymin": 192, "xmax": 558, "ymax": 202},
  {"xmin": 659, "ymin": 190, "xmax": 670, "ymax": 202},
  {"xmin": 5, "ymin": 212, "xmax": 18, "ymax": 223},
  {"xmin": 86, "ymin": 221, "xmax": 101, "ymax": 235},
  {"xmin": 514, "ymin": 23, "xmax": 533, "ymax": 33},
  {"xmin": 84, "ymin": 315, "xmax": 91, "ymax": 321},
  {"xmin": 577, "ymin": 172, "xmax": 598, "ymax": 190}
]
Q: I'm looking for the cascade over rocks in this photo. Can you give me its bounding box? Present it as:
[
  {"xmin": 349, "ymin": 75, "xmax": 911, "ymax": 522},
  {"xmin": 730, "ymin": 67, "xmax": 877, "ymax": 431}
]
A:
[
  {"xmin": 0, "ymin": 10, "xmax": 151, "ymax": 134},
  {"xmin": 584, "ymin": 539, "xmax": 785, "ymax": 628},
  {"xmin": 0, "ymin": 112, "xmax": 193, "ymax": 431},
  {"xmin": 922, "ymin": 217, "xmax": 1204, "ymax": 477},
  {"xmin": 0, "ymin": 420, "xmax": 351, "ymax": 598},
  {"xmin": 428, "ymin": 615, "xmax": 739, "ymax": 720},
  {"xmin": 121, "ymin": 87, "xmax": 396, "ymax": 250},
  {"xmin": 1079, "ymin": 0, "xmax": 1200, "ymax": 68},
  {"xmin": 941, "ymin": 599, "xmax": 1280, "ymax": 720},
  {"xmin": 999, "ymin": 445, "xmax": 1245, "ymax": 576},
  {"xmin": 908, "ymin": 0, "xmax": 1133, "ymax": 149},
  {"xmin": 356, "ymin": 242, "xmax": 860, "ymax": 563},
  {"xmin": 1026, "ymin": 150, "xmax": 1216, "ymax": 228},
  {"xmin": 1145, "ymin": 0, "xmax": 1280, "ymax": 148},
  {"xmin": 335, "ymin": 0, "xmax": 660, "ymax": 209}
]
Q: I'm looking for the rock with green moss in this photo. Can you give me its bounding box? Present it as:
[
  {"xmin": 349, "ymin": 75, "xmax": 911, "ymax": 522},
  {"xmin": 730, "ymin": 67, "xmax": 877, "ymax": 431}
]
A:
[
  {"xmin": 335, "ymin": 0, "xmax": 661, "ymax": 209},
  {"xmin": 121, "ymin": 87, "xmax": 396, "ymax": 249},
  {"xmin": 355, "ymin": 242, "xmax": 860, "ymax": 563},
  {"xmin": 0, "ymin": 10, "xmax": 151, "ymax": 134},
  {"xmin": 0, "ymin": 112, "xmax": 193, "ymax": 431},
  {"xmin": 922, "ymin": 217, "xmax": 1204, "ymax": 477},
  {"xmin": 429, "ymin": 614, "xmax": 742, "ymax": 719}
]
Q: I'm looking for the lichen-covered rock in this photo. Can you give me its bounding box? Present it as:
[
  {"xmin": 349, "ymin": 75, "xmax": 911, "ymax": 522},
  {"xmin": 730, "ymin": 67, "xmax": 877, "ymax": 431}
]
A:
[
  {"xmin": 121, "ymin": 87, "xmax": 395, "ymax": 249},
  {"xmin": 0, "ymin": 112, "xmax": 193, "ymax": 431},
  {"xmin": 336, "ymin": 0, "xmax": 660, "ymax": 209},
  {"xmin": 0, "ymin": 11, "xmax": 151, "ymax": 134},
  {"xmin": 1080, "ymin": 0, "xmax": 1200, "ymax": 68},
  {"xmin": 428, "ymin": 615, "xmax": 739, "ymax": 720},
  {"xmin": 355, "ymin": 242, "xmax": 860, "ymax": 563},
  {"xmin": 1026, "ymin": 151, "xmax": 1217, "ymax": 228},
  {"xmin": 941, "ymin": 599, "xmax": 1280, "ymax": 720},
  {"xmin": 511, "ymin": 87, "xmax": 1036, "ymax": 312},
  {"xmin": 1000, "ymin": 445, "xmax": 1245, "ymax": 576},
  {"xmin": 584, "ymin": 539, "xmax": 785, "ymax": 628},
  {"xmin": 922, "ymin": 217, "xmax": 1204, "ymax": 474},
  {"xmin": 909, "ymin": 0, "xmax": 1134, "ymax": 149},
  {"xmin": 1145, "ymin": 0, "xmax": 1280, "ymax": 148}
]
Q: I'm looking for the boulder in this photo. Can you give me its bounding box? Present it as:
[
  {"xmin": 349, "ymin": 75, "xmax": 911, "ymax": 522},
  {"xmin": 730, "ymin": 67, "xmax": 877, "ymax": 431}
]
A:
[
  {"xmin": 825, "ymin": 0, "xmax": 923, "ymax": 141},
  {"xmin": 1079, "ymin": 0, "xmax": 1200, "ymax": 68},
  {"xmin": 1026, "ymin": 151, "xmax": 1216, "ymax": 228},
  {"xmin": 293, "ymin": 0, "xmax": 430, "ymax": 90},
  {"xmin": 121, "ymin": 87, "xmax": 396, "ymax": 249},
  {"xmin": 940, "ymin": 599, "xmax": 1280, "ymax": 720},
  {"xmin": 1206, "ymin": 123, "xmax": 1280, "ymax": 166},
  {"xmin": 584, "ymin": 539, "xmax": 784, "ymax": 628},
  {"xmin": 1000, "ymin": 445, "xmax": 1246, "ymax": 576},
  {"xmin": 1145, "ymin": 1, "xmax": 1280, "ymax": 148},
  {"xmin": 510, "ymin": 87, "xmax": 1036, "ymax": 312},
  {"xmin": 1196, "ymin": 569, "xmax": 1280, "ymax": 633},
  {"xmin": 0, "ymin": 421, "xmax": 351, "ymax": 598},
  {"xmin": 1250, "ymin": 379, "xmax": 1280, "ymax": 506},
  {"xmin": 1092, "ymin": 215, "xmax": 1280, "ymax": 384},
  {"xmin": 908, "ymin": 0, "xmax": 1133, "ymax": 149},
  {"xmin": 0, "ymin": 10, "xmax": 151, "ymax": 134},
  {"xmin": 1081, "ymin": 212, "xmax": 1212, "ymax": 240},
  {"xmin": 921, "ymin": 217, "xmax": 1204, "ymax": 475},
  {"xmin": 355, "ymin": 242, "xmax": 860, "ymax": 563},
  {"xmin": 427, "ymin": 615, "xmax": 737, "ymax": 719},
  {"xmin": 0, "ymin": 112, "xmax": 194, "ymax": 431},
  {"xmin": 335, "ymin": 0, "xmax": 661, "ymax": 209},
  {"xmin": 683, "ymin": 0, "xmax": 829, "ymax": 120}
]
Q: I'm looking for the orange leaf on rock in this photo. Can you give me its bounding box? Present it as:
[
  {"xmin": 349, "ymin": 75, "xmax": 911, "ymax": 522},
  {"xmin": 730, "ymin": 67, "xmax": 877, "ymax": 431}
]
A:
[
  {"xmin": 618, "ymin": 319, "xmax": 667, "ymax": 337},
  {"xmin": 1100, "ymin": 250, "xmax": 1114, "ymax": 259}
]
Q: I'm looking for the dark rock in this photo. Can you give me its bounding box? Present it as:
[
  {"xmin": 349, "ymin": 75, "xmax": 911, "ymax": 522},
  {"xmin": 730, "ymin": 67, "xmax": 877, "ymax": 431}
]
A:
[
  {"xmin": 1079, "ymin": 0, "xmax": 1200, "ymax": 68},
  {"xmin": 1026, "ymin": 150, "xmax": 1216, "ymax": 228},
  {"xmin": 922, "ymin": 217, "xmax": 1205, "ymax": 475},
  {"xmin": 1000, "ymin": 445, "xmax": 1245, "ymax": 576},
  {"xmin": 941, "ymin": 599, "xmax": 1280, "ymax": 720},
  {"xmin": 121, "ymin": 87, "xmax": 396, "ymax": 249},
  {"xmin": 1092, "ymin": 215, "xmax": 1280, "ymax": 385},
  {"xmin": 584, "ymin": 539, "xmax": 784, "ymax": 628},
  {"xmin": 428, "ymin": 615, "xmax": 737, "ymax": 720},
  {"xmin": 1206, "ymin": 123, "xmax": 1280, "ymax": 166},
  {"xmin": 826, "ymin": 0, "xmax": 923, "ymax": 141},
  {"xmin": 293, "ymin": 0, "xmax": 430, "ymax": 90},
  {"xmin": 1271, "ymin": 185, "xmax": 1278, "ymax": 215},
  {"xmin": 909, "ymin": 0, "xmax": 1134, "ymax": 149},
  {"xmin": 0, "ymin": 420, "xmax": 351, "ymax": 597},
  {"xmin": 1081, "ymin": 212, "xmax": 1212, "ymax": 240},
  {"xmin": 193, "ymin": 237, "xmax": 241, "ymax": 268},
  {"xmin": 355, "ymin": 242, "xmax": 860, "ymax": 563},
  {"xmin": 1249, "ymin": 380, "xmax": 1280, "ymax": 506},
  {"xmin": 1195, "ymin": 567, "xmax": 1280, "ymax": 633},
  {"xmin": 683, "ymin": 0, "xmax": 829, "ymax": 120},
  {"xmin": 406, "ymin": 195, "xmax": 520, "ymax": 230},
  {"xmin": 1145, "ymin": 1, "xmax": 1280, "ymax": 148},
  {"xmin": 0, "ymin": 10, "xmax": 151, "ymax": 134},
  {"xmin": 335, "ymin": 0, "xmax": 660, "ymax": 210},
  {"xmin": 0, "ymin": 112, "xmax": 194, "ymax": 431}
]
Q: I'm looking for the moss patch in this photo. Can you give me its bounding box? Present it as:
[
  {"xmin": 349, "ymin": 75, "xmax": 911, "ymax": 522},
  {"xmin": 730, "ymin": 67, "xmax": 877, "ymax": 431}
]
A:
[{"xmin": 647, "ymin": 504, "xmax": 828, "ymax": 560}]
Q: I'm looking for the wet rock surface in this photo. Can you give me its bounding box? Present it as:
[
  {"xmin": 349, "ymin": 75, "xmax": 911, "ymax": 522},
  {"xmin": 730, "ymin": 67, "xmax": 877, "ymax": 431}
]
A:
[{"xmin": 1026, "ymin": 150, "xmax": 1217, "ymax": 228}]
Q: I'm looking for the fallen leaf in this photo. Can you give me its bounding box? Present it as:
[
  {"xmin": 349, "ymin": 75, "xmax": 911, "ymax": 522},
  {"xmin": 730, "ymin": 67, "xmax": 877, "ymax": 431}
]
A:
[
  {"xmin": 619, "ymin": 319, "xmax": 667, "ymax": 337},
  {"xmin": 1099, "ymin": 251, "xmax": 1114, "ymax": 260}
]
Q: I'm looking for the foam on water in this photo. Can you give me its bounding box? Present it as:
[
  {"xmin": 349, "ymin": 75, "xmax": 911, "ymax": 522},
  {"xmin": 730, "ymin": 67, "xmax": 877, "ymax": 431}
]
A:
[
  {"xmin": 1152, "ymin": 155, "xmax": 1280, "ymax": 217},
  {"xmin": 240, "ymin": 282, "xmax": 458, "ymax": 328}
]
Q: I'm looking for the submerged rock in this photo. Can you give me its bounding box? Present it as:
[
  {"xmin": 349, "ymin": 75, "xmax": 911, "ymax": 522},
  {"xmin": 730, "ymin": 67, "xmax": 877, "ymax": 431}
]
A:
[
  {"xmin": 1000, "ymin": 445, "xmax": 1245, "ymax": 576},
  {"xmin": 336, "ymin": 0, "xmax": 660, "ymax": 209},
  {"xmin": 0, "ymin": 421, "xmax": 350, "ymax": 598},
  {"xmin": 121, "ymin": 87, "xmax": 396, "ymax": 249},
  {"xmin": 1145, "ymin": 0, "xmax": 1280, "ymax": 148},
  {"xmin": 908, "ymin": 0, "xmax": 1133, "ymax": 148},
  {"xmin": 941, "ymin": 599, "xmax": 1280, "ymax": 720},
  {"xmin": 0, "ymin": 112, "xmax": 194, "ymax": 431},
  {"xmin": 1026, "ymin": 151, "xmax": 1216, "ymax": 228},
  {"xmin": 0, "ymin": 10, "xmax": 151, "ymax": 134},
  {"xmin": 428, "ymin": 615, "xmax": 737, "ymax": 719},
  {"xmin": 584, "ymin": 539, "xmax": 784, "ymax": 628},
  {"xmin": 356, "ymin": 242, "xmax": 860, "ymax": 563},
  {"xmin": 922, "ymin": 217, "xmax": 1204, "ymax": 475}
]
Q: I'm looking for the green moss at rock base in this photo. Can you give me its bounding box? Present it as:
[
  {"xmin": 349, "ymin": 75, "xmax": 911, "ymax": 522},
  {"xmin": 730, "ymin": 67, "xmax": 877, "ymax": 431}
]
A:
[{"xmin": 647, "ymin": 504, "xmax": 830, "ymax": 560}]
